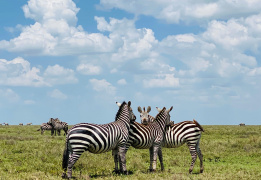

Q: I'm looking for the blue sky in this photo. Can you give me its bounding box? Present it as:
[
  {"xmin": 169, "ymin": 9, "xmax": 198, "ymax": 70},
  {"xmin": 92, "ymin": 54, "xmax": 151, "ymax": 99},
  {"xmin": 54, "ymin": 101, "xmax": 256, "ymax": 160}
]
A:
[{"xmin": 0, "ymin": 0, "xmax": 261, "ymax": 125}]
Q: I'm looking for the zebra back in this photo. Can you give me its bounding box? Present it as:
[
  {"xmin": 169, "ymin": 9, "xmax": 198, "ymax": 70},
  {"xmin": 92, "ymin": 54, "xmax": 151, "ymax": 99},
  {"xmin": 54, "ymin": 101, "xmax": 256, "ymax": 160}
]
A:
[{"xmin": 66, "ymin": 101, "xmax": 132, "ymax": 153}]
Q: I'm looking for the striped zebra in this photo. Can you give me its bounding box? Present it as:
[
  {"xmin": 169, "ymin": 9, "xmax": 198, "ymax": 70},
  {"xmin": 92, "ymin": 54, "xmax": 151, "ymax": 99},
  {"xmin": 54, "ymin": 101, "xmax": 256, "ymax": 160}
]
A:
[
  {"xmin": 19, "ymin": 123, "xmax": 23, "ymax": 126},
  {"xmin": 47, "ymin": 118, "xmax": 68, "ymax": 136},
  {"xmin": 62, "ymin": 101, "xmax": 136, "ymax": 179},
  {"xmin": 114, "ymin": 102, "xmax": 169, "ymax": 173},
  {"xmin": 139, "ymin": 106, "xmax": 204, "ymax": 173},
  {"xmin": 27, "ymin": 123, "xmax": 32, "ymax": 125},
  {"xmin": 37, "ymin": 123, "xmax": 60, "ymax": 135}
]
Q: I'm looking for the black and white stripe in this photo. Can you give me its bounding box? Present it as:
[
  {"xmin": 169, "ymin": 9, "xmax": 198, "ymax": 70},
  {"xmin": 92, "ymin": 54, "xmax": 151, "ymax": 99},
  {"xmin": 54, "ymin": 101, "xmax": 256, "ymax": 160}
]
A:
[
  {"xmin": 114, "ymin": 103, "xmax": 169, "ymax": 172},
  {"xmin": 62, "ymin": 101, "xmax": 136, "ymax": 178},
  {"xmin": 139, "ymin": 106, "xmax": 204, "ymax": 173}
]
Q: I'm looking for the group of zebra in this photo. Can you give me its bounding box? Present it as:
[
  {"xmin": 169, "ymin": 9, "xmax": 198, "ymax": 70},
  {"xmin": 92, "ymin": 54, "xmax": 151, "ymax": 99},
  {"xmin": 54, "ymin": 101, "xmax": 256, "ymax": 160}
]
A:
[
  {"xmin": 19, "ymin": 123, "xmax": 32, "ymax": 126},
  {"xmin": 37, "ymin": 118, "xmax": 68, "ymax": 136},
  {"xmin": 61, "ymin": 101, "xmax": 204, "ymax": 179}
]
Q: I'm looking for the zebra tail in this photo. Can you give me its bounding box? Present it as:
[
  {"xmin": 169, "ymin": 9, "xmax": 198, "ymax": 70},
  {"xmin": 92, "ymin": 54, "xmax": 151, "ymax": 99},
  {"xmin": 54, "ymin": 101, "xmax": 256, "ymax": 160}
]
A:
[
  {"xmin": 193, "ymin": 119, "xmax": 204, "ymax": 132},
  {"xmin": 62, "ymin": 139, "xmax": 69, "ymax": 172}
]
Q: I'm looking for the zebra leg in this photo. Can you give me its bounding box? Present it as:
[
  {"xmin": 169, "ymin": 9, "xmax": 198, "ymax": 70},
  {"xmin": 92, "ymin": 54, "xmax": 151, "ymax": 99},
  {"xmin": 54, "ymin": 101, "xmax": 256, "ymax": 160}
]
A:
[
  {"xmin": 188, "ymin": 145, "xmax": 197, "ymax": 174},
  {"xmin": 118, "ymin": 146, "xmax": 128, "ymax": 174},
  {"xmin": 112, "ymin": 149, "xmax": 120, "ymax": 174},
  {"xmin": 149, "ymin": 146, "xmax": 159, "ymax": 172},
  {"xmin": 66, "ymin": 152, "xmax": 82, "ymax": 178},
  {"xmin": 196, "ymin": 141, "xmax": 204, "ymax": 173},
  {"xmin": 158, "ymin": 147, "xmax": 164, "ymax": 171}
]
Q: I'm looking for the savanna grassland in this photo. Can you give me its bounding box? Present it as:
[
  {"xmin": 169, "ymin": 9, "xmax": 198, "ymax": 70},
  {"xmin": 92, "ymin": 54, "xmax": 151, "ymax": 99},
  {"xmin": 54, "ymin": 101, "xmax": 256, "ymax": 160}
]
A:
[{"xmin": 0, "ymin": 125, "xmax": 260, "ymax": 180}]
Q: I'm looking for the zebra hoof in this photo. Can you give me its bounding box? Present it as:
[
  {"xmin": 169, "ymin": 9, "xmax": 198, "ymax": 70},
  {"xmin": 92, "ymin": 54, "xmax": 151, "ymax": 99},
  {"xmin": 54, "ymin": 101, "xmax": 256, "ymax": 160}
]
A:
[
  {"xmin": 200, "ymin": 169, "xmax": 204, "ymax": 173},
  {"xmin": 189, "ymin": 169, "xmax": 193, "ymax": 174},
  {"xmin": 112, "ymin": 169, "xmax": 121, "ymax": 174},
  {"xmin": 122, "ymin": 171, "xmax": 128, "ymax": 175},
  {"xmin": 61, "ymin": 173, "xmax": 68, "ymax": 179},
  {"xmin": 149, "ymin": 169, "xmax": 156, "ymax": 173}
]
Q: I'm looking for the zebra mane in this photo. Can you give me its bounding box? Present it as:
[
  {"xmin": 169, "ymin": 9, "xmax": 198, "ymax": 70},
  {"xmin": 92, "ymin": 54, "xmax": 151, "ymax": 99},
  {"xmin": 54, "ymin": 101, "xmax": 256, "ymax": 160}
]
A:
[
  {"xmin": 115, "ymin": 101, "xmax": 127, "ymax": 121},
  {"xmin": 154, "ymin": 107, "xmax": 166, "ymax": 121}
]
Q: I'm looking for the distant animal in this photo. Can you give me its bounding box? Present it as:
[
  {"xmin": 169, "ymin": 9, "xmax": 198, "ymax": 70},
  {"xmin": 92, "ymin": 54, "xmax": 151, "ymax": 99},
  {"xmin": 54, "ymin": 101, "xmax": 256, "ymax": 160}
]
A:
[
  {"xmin": 19, "ymin": 123, "xmax": 23, "ymax": 126},
  {"xmin": 3, "ymin": 123, "xmax": 9, "ymax": 126},
  {"xmin": 27, "ymin": 123, "xmax": 32, "ymax": 125},
  {"xmin": 61, "ymin": 101, "xmax": 136, "ymax": 179},
  {"xmin": 138, "ymin": 106, "xmax": 204, "ymax": 174},
  {"xmin": 239, "ymin": 123, "xmax": 245, "ymax": 126},
  {"xmin": 47, "ymin": 118, "xmax": 68, "ymax": 136},
  {"xmin": 37, "ymin": 123, "xmax": 60, "ymax": 135}
]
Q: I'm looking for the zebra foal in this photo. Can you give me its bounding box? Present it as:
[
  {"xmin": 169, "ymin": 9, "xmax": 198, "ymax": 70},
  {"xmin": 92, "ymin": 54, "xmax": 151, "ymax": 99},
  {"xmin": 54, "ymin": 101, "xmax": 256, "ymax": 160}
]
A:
[
  {"xmin": 62, "ymin": 101, "xmax": 136, "ymax": 179},
  {"xmin": 139, "ymin": 106, "xmax": 204, "ymax": 173},
  {"xmin": 114, "ymin": 102, "xmax": 169, "ymax": 172}
]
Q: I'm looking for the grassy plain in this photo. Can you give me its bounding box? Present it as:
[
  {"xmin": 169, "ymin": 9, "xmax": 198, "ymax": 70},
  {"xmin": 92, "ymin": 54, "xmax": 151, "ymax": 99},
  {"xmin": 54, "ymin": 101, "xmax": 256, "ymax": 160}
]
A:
[{"xmin": 0, "ymin": 125, "xmax": 260, "ymax": 180}]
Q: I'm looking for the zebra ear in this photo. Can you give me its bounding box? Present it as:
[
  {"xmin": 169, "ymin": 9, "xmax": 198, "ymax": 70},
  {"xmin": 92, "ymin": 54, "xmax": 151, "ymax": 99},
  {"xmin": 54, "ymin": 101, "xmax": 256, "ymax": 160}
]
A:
[
  {"xmin": 137, "ymin": 106, "xmax": 142, "ymax": 113},
  {"xmin": 128, "ymin": 101, "xmax": 131, "ymax": 107},
  {"xmin": 116, "ymin": 102, "xmax": 121, "ymax": 107},
  {"xmin": 156, "ymin": 107, "xmax": 161, "ymax": 112},
  {"xmin": 168, "ymin": 106, "xmax": 173, "ymax": 112},
  {"xmin": 147, "ymin": 106, "xmax": 151, "ymax": 113}
]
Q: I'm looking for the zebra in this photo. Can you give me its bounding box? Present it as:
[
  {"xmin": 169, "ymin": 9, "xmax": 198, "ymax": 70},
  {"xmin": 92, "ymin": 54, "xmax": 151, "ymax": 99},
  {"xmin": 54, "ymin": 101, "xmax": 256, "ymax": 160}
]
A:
[
  {"xmin": 27, "ymin": 123, "xmax": 32, "ymax": 125},
  {"xmin": 138, "ymin": 106, "xmax": 204, "ymax": 173},
  {"xmin": 239, "ymin": 123, "xmax": 245, "ymax": 126},
  {"xmin": 19, "ymin": 123, "xmax": 23, "ymax": 126},
  {"xmin": 37, "ymin": 123, "xmax": 60, "ymax": 135},
  {"xmin": 47, "ymin": 118, "xmax": 68, "ymax": 136},
  {"xmin": 61, "ymin": 101, "xmax": 136, "ymax": 179},
  {"xmin": 113, "ymin": 102, "xmax": 169, "ymax": 173}
]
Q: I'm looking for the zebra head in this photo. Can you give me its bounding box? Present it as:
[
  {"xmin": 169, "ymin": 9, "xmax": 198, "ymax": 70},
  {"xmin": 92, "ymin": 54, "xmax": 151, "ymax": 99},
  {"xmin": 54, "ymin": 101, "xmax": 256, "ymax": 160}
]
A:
[
  {"xmin": 116, "ymin": 101, "xmax": 136, "ymax": 122},
  {"xmin": 156, "ymin": 106, "xmax": 173, "ymax": 126},
  {"xmin": 137, "ymin": 106, "xmax": 151, "ymax": 125}
]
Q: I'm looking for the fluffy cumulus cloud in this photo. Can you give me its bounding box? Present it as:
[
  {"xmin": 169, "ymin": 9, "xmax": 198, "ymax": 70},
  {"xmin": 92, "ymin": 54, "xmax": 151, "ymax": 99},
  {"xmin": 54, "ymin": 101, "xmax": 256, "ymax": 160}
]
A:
[
  {"xmin": 0, "ymin": 57, "xmax": 46, "ymax": 87},
  {"xmin": 89, "ymin": 79, "xmax": 116, "ymax": 95},
  {"xmin": 143, "ymin": 74, "xmax": 179, "ymax": 88},
  {"xmin": 0, "ymin": 0, "xmax": 114, "ymax": 56},
  {"xmin": 43, "ymin": 64, "xmax": 78, "ymax": 85},
  {"xmin": 0, "ymin": 88, "xmax": 20, "ymax": 103},
  {"xmin": 99, "ymin": 0, "xmax": 261, "ymax": 23},
  {"xmin": 76, "ymin": 63, "xmax": 102, "ymax": 75},
  {"xmin": 48, "ymin": 89, "xmax": 67, "ymax": 99},
  {"xmin": 0, "ymin": 57, "xmax": 78, "ymax": 87}
]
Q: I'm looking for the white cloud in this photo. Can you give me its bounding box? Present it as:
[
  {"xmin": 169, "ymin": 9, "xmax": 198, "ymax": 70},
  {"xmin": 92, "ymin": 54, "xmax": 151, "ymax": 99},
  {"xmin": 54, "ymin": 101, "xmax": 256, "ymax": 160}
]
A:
[
  {"xmin": 143, "ymin": 74, "xmax": 179, "ymax": 88},
  {"xmin": 0, "ymin": 89, "xmax": 20, "ymax": 103},
  {"xmin": 89, "ymin": 79, "xmax": 116, "ymax": 95},
  {"xmin": 99, "ymin": 0, "xmax": 261, "ymax": 23},
  {"xmin": 0, "ymin": 57, "xmax": 47, "ymax": 87},
  {"xmin": 48, "ymin": 89, "xmax": 67, "ymax": 99},
  {"xmin": 24, "ymin": 100, "xmax": 36, "ymax": 105},
  {"xmin": 117, "ymin": 79, "xmax": 127, "ymax": 85},
  {"xmin": 43, "ymin": 64, "xmax": 78, "ymax": 85},
  {"xmin": 0, "ymin": 0, "xmax": 114, "ymax": 56},
  {"xmin": 77, "ymin": 63, "xmax": 102, "ymax": 75}
]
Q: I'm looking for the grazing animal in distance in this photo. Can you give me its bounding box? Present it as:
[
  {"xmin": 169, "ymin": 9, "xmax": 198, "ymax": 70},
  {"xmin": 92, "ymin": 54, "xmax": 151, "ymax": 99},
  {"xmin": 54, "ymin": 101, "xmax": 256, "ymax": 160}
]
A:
[
  {"xmin": 19, "ymin": 123, "xmax": 23, "ymax": 126},
  {"xmin": 27, "ymin": 123, "xmax": 32, "ymax": 125},
  {"xmin": 62, "ymin": 101, "xmax": 136, "ymax": 179},
  {"xmin": 47, "ymin": 118, "xmax": 68, "ymax": 136},
  {"xmin": 139, "ymin": 106, "xmax": 204, "ymax": 174},
  {"xmin": 239, "ymin": 123, "xmax": 245, "ymax": 126},
  {"xmin": 37, "ymin": 123, "xmax": 59, "ymax": 135}
]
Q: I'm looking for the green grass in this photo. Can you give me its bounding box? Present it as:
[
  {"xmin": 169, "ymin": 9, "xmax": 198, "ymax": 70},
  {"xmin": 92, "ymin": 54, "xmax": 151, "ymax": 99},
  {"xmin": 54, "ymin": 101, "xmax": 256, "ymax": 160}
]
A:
[{"xmin": 0, "ymin": 125, "xmax": 260, "ymax": 179}]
